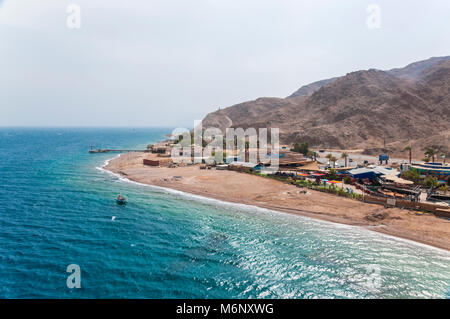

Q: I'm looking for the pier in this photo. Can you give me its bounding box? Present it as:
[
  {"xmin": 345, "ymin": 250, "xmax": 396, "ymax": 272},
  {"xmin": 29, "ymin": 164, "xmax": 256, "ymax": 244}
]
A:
[{"xmin": 89, "ymin": 148, "xmax": 149, "ymax": 154}]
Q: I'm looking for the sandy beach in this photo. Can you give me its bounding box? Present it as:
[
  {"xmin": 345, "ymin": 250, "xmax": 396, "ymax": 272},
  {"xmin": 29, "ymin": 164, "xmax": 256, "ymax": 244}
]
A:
[{"xmin": 105, "ymin": 152, "xmax": 450, "ymax": 251}]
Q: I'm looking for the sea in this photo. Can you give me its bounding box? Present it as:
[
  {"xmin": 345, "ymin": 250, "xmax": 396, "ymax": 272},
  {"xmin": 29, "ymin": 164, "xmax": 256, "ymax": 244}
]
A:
[{"xmin": 0, "ymin": 127, "xmax": 449, "ymax": 298}]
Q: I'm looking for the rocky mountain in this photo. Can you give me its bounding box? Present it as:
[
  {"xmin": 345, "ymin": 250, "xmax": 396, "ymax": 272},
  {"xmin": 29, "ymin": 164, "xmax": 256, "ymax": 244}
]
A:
[
  {"xmin": 387, "ymin": 56, "xmax": 450, "ymax": 81},
  {"xmin": 201, "ymin": 56, "xmax": 450, "ymax": 158},
  {"xmin": 287, "ymin": 77, "xmax": 338, "ymax": 98}
]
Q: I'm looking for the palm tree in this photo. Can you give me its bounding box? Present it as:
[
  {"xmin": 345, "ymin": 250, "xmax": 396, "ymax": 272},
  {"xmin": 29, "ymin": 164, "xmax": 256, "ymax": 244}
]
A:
[
  {"xmin": 329, "ymin": 156, "xmax": 337, "ymax": 168},
  {"xmin": 403, "ymin": 145, "xmax": 412, "ymax": 164},
  {"xmin": 425, "ymin": 148, "xmax": 437, "ymax": 163},
  {"xmin": 312, "ymin": 151, "xmax": 319, "ymax": 161},
  {"xmin": 341, "ymin": 152, "xmax": 349, "ymax": 167},
  {"xmin": 307, "ymin": 150, "xmax": 319, "ymax": 161},
  {"xmin": 326, "ymin": 153, "xmax": 333, "ymax": 166}
]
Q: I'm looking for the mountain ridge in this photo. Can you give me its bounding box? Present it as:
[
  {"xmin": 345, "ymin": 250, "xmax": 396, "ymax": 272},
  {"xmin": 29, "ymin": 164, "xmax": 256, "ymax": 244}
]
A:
[{"xmin": 201, "ymin": 56, "xmax": 450, "ymax": 157}]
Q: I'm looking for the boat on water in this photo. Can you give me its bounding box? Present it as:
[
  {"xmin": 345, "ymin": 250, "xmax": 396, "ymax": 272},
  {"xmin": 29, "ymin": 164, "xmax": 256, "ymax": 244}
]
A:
[{"xmin": 116, "ymin": 194, "xmax": 127, "ymax": 205}]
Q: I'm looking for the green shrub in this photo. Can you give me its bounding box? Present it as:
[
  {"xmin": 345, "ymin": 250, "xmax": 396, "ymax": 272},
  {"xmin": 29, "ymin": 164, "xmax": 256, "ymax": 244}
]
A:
[
  {"xmin": 401, "ymin": 168, "xmax": 421, "ymax": 183},
  {"xmin": 292, "ymin": 142, "xmax": 309, "ymax": 156},
  {"xmin": 424, "ymin": 176, "xmax": 439, "ymax": 188},
  {"xmin": 327, "ymin": 169, "xmax": 338, "ymax": 180}
]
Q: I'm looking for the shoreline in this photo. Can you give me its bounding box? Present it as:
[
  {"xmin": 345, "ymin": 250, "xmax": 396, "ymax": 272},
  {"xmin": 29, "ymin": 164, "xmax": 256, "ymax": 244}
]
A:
[{"xmin": 102, "ymin": 153, "xmax": 450, "ymax": 252}]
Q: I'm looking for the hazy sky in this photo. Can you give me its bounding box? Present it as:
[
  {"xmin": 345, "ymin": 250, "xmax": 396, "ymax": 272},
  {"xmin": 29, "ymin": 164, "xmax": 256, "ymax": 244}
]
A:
[{"xmin": 1, "ymin": 0, "xmax": 449, "ymax": 127}]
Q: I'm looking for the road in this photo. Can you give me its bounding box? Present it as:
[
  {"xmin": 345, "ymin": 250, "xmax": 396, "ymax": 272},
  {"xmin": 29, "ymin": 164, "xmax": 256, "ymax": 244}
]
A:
[{"xmin": 314, "ymin": 150, "xmax": 411, "ymax": 168}]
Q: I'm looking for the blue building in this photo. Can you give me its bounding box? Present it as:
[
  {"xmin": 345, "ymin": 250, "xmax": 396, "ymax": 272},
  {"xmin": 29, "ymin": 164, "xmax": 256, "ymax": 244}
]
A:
[
  {"xmin": 348, "ymin": 166, "xmax": 399, "ymax": 181},
  {"xmin": 348, "ymin": 168, "xmax": 377, "ymax": 180}
]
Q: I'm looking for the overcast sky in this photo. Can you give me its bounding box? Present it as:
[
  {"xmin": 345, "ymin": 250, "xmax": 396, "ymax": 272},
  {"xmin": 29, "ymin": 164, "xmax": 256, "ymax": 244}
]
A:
[{"xmin": 1, "ymin": 0, "xmax": 449, "ymax": 127}]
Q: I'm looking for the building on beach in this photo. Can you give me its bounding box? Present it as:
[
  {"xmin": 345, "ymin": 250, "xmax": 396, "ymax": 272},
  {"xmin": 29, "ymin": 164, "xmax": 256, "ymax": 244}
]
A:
[
  {"xmin": 143, "ymin": 157, "xmax": 172, "ymax": 167},
  {"xmin": 348, "ymin": 166, "xmax": 399, "ymax": 181},
  {"xmin": 408, "ymin": 163, "xmax": 450, "ymax": 177},
  {"xmin": 228, "ymin": 161, "xmax": 260, "ymax": 172}
]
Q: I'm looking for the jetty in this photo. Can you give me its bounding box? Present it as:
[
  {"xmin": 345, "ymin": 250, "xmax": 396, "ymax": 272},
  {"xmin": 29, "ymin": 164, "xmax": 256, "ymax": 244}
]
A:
[{"xmin": 89, "ymin": 148, "xmax": 149, "ymax": 154}]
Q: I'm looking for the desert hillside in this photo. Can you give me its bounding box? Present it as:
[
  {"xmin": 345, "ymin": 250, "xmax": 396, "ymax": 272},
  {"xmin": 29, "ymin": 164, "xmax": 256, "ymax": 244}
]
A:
[{"xmin": 201, "ymin": 57, "xmax": 450, "ymax": 158}]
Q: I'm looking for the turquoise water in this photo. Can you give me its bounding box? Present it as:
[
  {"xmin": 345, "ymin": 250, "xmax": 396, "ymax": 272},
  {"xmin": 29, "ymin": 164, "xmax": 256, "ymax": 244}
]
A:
[{"xmin": 0, "ymin": 128, "xmax": 449, "ymax": 298}]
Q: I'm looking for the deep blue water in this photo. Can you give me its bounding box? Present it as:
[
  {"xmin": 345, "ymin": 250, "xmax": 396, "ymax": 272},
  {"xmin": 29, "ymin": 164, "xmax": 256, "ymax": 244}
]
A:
[{"xmin": 0, "ymin": 128, "xmax": 449, "ymax": 298}]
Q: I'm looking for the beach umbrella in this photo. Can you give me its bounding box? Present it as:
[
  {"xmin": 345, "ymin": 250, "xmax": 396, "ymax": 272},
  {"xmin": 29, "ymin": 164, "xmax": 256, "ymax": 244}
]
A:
[
  {"xmin": 327, "ymin": 180, "xmax": 340, "ymax": 184},
  {"xmin": 312, "ymin": 173, "xmax": 325, "ymax": 176},
  {"xmin": 297, "ymin": 173, "xmax": 309, "ymax": 176}
]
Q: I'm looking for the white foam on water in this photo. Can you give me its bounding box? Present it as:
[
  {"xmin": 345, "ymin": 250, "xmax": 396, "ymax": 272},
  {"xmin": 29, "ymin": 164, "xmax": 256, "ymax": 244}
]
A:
[{"xmin": 96, "ymin": 155, "xmax": 450, "ymax": 255}]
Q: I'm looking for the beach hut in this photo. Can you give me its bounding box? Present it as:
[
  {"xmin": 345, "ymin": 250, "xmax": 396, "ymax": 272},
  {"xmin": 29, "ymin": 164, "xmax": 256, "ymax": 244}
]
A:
[
  {"xmin": 143, "ymin": 159, "xmax": 160, "ymax": 166},
  {"xmin": 228, "ymin": 162, "xmax": 259, "ymax": 173},
  {"xmin": 152, "ymin": 142, "xmax": 170, "ymax": 154},
  {"xmin": 348, "ymin": 168, "xmax": 376, "ymax": 180},
  {"xmin": 143, "ymin": 158, "xmax": 172, "ymax": 167}
]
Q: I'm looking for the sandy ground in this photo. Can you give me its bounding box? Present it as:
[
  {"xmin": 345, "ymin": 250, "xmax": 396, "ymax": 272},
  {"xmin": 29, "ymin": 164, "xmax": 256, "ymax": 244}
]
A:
[{"xmin": 105, "ymin": 152, "xmax": 450, "ymax": 251}]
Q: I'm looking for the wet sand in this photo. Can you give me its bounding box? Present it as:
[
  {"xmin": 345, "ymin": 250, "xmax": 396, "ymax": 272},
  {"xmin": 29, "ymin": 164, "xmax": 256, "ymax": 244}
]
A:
[{"xmin": 105, "ymin": 152, "xmax": 450, "ymax": 251}]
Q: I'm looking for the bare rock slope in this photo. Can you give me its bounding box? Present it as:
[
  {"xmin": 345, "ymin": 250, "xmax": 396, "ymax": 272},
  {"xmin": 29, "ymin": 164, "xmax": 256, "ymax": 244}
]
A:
[{"xmin": 201, "ymin": 57, "xmax": 450, "ymax": 157}]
